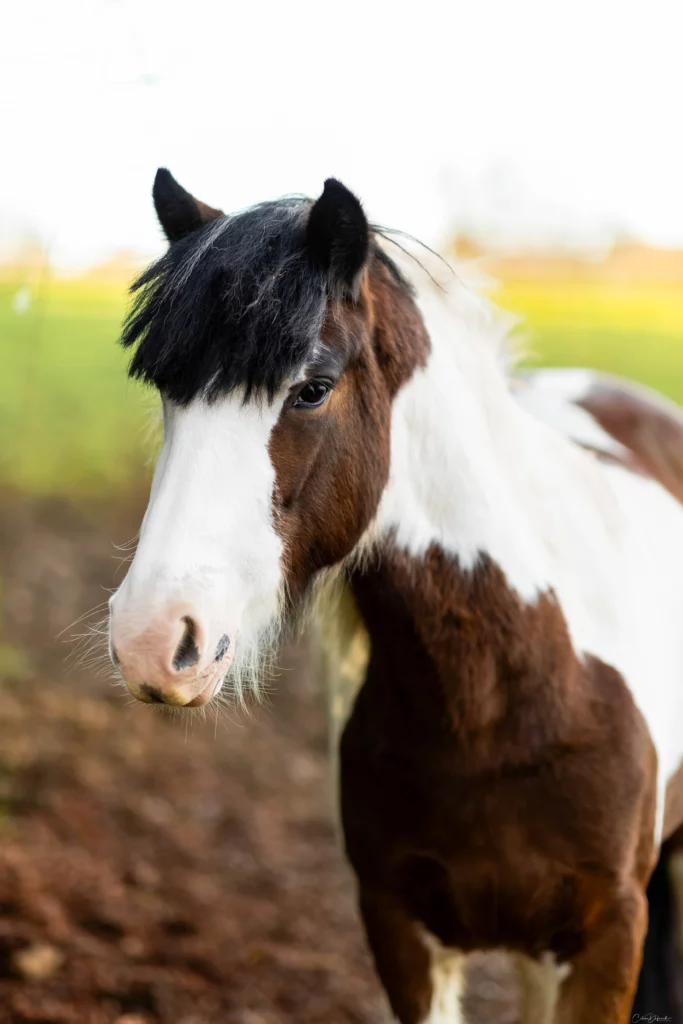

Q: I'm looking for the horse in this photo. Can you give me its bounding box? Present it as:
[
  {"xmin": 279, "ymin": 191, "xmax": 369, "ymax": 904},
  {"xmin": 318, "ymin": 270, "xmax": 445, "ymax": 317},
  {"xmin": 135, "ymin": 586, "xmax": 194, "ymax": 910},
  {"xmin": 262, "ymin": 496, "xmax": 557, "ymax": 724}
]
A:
[{"xmin": 108, "ymin": 167, "xmax": 683, "ymax": 1023}]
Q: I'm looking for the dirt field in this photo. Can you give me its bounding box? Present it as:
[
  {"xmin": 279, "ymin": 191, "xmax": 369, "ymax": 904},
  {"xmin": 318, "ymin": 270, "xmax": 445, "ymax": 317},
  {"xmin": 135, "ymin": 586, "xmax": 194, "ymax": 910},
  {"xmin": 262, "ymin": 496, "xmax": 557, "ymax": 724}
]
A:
[{"xmin": 0, "ymin": 493, "xmax": 518, "ymax": 1024}]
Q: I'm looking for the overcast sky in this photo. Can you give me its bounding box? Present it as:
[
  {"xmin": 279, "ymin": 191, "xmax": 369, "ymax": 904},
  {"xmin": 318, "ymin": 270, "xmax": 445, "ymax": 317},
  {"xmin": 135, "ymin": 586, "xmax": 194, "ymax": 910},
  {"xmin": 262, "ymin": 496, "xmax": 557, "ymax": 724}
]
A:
[{"xmin": 2, "ymin": 0, "xmax": 683, "ymax": 268}]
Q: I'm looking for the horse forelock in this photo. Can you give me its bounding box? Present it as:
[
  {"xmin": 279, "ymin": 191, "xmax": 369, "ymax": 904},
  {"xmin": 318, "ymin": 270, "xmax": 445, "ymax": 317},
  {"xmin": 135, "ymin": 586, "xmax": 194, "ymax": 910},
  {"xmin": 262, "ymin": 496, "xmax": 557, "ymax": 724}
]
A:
[
  {"xmin": 121, "ymin": 196, "xmax": 415, "ymax": 407},
  {"xmin": 122, "ymin": 199, "xmax": 320, "ymax": 404}
]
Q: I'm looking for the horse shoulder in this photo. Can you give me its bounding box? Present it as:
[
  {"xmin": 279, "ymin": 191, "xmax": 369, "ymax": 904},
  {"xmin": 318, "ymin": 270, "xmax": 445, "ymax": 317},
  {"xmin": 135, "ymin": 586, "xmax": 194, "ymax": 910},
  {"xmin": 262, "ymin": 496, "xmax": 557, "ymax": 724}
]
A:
[{"xmin": 516, "ymin": 367, "xmax": 683, "ymax": 840}]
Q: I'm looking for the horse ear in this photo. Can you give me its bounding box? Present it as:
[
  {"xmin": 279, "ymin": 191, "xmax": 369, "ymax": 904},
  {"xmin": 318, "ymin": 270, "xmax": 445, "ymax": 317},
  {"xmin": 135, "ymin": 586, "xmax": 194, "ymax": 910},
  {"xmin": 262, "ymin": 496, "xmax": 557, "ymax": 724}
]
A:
[
  {"xmin": 152, "ymin": 168, "xmax": 224, "ymax": 243},
  {"xmin": 306, "ymin": 179, "xmax": 369, "ymax": 294}
]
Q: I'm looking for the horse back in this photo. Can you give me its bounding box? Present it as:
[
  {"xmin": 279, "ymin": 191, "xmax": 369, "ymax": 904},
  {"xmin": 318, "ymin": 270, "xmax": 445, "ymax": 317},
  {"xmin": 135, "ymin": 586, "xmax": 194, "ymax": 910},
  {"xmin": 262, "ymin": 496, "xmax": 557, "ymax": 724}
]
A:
[{"xmin": 515, "ymin": 368, "xmax": 683, "ymax": 507}]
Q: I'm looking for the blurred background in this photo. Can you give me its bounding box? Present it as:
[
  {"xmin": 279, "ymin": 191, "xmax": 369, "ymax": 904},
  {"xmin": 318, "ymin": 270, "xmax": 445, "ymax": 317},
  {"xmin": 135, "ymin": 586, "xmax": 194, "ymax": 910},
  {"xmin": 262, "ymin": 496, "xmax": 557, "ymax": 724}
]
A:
[{"xmin": 2, "ymin": 1, "xmax": 683, "ymax": 1021}]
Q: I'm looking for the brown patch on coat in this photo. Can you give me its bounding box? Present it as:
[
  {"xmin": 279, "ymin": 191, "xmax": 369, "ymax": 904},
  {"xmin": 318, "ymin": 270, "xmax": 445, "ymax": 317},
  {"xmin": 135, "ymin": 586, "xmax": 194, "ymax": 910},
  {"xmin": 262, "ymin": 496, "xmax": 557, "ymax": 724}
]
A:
[
  {"xmin": 577, "ymin": 379, "xmax": 683, "ymax": 505},
  {"xmin": 268, "ymin": 250, "xmax": 429, "ymax": 602},
  {"xmin": 340, "ymin": 549, "xmax": 657, "ymax": 1022}
]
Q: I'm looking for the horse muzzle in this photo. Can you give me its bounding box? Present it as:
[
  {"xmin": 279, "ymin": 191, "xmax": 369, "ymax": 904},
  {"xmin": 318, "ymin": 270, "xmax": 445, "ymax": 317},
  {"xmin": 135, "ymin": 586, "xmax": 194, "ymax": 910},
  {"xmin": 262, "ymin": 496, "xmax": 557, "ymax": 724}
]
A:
[{"xmin": 109, "ymin": 598, "xmax": 234, "ymax": 707}]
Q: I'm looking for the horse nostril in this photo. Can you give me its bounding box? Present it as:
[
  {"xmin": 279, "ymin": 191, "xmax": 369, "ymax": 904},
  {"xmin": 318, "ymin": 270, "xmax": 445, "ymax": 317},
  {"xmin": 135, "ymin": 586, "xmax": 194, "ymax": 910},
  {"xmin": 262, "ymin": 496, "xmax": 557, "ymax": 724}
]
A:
[
  {"xmin": 172, "ymin": 616, "xmax": 201, "ymax": 671},
  {"xmin": 110, "ymin": 645, "xmax": 120, "ymax": 668},
  {"xmin": 214, "ymin": 633, "xmax": 231, "ymax": 662}
]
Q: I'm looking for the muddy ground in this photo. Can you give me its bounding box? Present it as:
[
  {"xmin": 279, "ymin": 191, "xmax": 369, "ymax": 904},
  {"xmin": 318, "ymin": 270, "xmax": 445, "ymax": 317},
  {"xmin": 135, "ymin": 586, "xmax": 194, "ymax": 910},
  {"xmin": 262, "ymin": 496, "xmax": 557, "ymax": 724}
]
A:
[{"xmin": 0, "ymin": 493, "xmax": 518, "ymax": 1023}]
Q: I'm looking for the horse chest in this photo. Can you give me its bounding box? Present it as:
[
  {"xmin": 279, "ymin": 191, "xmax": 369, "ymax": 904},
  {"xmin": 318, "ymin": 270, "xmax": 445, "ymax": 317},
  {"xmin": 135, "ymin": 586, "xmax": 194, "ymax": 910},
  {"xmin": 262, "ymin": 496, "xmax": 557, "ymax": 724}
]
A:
[{"xmin": 339, "ymin": 646, "xmax": 657, "ymax": 957}]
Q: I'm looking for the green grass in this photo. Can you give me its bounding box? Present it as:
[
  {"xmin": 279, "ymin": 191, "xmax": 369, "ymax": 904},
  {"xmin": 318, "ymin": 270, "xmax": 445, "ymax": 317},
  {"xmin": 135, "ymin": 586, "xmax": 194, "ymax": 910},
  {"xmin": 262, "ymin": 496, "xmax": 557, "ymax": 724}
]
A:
[
  {"xmin": 2, "ymin": 271, "xmax": 683, "ymax": 499},
  {"xmin": 499, "ymin": 281, "xmax": 683, "ymax": 402},
  {"xmin": 0, "ymin": 276, "xmax": 154, "ymax": 496}
]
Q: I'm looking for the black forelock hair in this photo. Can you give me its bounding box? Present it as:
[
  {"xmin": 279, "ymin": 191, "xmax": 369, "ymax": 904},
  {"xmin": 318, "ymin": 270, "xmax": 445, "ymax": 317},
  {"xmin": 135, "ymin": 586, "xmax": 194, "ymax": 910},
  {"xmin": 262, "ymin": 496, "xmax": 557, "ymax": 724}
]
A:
[{"xmin": 121, "ymin": 197, "xmax": 412, "ymax": 406}]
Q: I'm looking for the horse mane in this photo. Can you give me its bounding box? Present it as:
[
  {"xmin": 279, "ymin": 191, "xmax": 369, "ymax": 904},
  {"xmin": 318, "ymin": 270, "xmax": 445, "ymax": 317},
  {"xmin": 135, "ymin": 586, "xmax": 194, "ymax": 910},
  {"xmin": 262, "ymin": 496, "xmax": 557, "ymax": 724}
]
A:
[
  {"xmin": 375, "ymin": 233, "xmax": 523, "ymax": 376},
  {"xmin": 121, "ymin": 197, "xmax": 414, "ymax": 406}
]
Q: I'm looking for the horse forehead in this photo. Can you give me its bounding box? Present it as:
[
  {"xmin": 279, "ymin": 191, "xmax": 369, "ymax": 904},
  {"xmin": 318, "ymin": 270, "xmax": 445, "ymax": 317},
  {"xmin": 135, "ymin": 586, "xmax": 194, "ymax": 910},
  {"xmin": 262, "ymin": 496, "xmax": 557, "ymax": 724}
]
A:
[{"xmin": 163, "ymin": 392, "xmax": 286, "ymax": 457}]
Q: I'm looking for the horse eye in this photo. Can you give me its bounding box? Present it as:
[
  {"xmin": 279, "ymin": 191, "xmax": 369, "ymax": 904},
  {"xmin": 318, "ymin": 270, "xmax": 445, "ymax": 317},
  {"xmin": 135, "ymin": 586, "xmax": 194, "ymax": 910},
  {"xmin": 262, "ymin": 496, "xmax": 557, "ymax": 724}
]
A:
[{"xmin": 293, "ymin": 380, "xmax": 331, "ymax": 409}]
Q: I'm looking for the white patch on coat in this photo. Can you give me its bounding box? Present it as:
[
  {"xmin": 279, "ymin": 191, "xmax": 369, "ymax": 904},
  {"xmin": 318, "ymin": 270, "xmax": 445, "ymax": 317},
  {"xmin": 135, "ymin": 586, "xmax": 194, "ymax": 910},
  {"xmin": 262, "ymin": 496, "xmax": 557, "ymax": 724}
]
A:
[
  {"xmin": 421, "ymin": 934, "xmax": 465, "ymax": 1023},
  {"xmin": 515, "ymin": 951, "xmax": 569, "ymax": 1023},
  {"xmin": 112, "ymin": 391, "xmax": 286, "ymax": 697},
  {"xmin": 373, "ymin": 279, "xmax": 683, "ymax": 844},
  {"xmin": 421, "ymin": 941, "xmax": 570, "ymax": 1024}
]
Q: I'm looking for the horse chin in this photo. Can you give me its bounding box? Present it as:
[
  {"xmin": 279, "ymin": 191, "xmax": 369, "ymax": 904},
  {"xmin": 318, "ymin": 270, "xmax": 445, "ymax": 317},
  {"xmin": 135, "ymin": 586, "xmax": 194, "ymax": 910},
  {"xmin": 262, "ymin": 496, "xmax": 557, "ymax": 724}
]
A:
[{"xmin": 185, "ymin": 671, "xmax": 226, "ymax": 708}]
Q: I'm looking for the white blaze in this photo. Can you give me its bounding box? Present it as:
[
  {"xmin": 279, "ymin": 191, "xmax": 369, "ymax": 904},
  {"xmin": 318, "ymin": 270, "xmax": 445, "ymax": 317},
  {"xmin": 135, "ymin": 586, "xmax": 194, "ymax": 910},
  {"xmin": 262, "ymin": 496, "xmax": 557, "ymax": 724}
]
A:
[{"xmin": 113, "ymin": 393, "xmax": 285, "ymax": 690}]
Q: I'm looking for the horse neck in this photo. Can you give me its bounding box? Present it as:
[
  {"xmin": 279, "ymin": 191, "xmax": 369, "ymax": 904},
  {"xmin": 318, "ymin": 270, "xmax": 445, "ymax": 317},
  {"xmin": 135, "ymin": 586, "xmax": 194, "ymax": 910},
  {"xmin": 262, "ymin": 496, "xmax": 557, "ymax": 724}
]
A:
[
  {"xmin": 374, "ymin": 284, "xmax": 554, "ymax": 603},
  {"xmin": 352, "ymin": 282, "xmax": 585, "ymax": 745}
]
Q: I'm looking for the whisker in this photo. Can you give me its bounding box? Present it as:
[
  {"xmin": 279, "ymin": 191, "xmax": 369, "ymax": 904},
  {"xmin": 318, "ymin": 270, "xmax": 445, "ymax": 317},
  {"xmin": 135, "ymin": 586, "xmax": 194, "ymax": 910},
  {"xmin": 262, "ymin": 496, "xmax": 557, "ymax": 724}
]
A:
[
  {"xmin": 112, "ymin": 532, "xmax": 141, "ymax": 553},
  {"xmin": 55, "ymin": 601, "xmax": 110, "ymax": 640}
]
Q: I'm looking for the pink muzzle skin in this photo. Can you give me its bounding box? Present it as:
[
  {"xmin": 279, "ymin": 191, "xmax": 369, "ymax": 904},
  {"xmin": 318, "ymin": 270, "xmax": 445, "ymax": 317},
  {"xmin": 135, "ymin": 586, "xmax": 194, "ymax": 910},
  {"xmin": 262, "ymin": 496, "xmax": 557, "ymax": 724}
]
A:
[{"xmin": 110, "ymin": 607, "xmax": 234, "ymax": 708}]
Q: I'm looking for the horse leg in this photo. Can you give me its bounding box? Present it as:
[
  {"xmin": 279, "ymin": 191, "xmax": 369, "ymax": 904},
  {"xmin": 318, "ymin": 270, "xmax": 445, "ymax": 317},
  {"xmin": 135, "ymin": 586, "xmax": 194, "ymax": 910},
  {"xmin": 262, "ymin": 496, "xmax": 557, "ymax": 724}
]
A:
[
  {"xmin": 669, "ymin": 843, "xmax": 683, "ymax": 953},
  {"xmin": 556, "ymin": 884, "xmax": 647, "ymax": 1024},
  {"xmin": 632, "ymin": 840, "xmax": 683, "ymax": 1021},
  {"xmin": 358, "ymin": 886, "xmax": 465, "ymax": 1023},
  {"xmin": 667, "ymin": 829, "xmax": 683, "ymax": 986},
  {"xmin": 513, "ymin": 953, "xmax": 561, "ymax": 1024}
]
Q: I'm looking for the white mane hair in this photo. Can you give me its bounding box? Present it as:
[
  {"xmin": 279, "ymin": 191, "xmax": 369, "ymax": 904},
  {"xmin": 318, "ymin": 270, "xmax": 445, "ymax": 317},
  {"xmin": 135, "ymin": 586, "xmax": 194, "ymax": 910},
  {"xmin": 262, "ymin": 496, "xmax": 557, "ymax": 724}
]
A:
[{"xmin": 379, "ymin": 238, "xmax": 524, "ymax": 374}]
